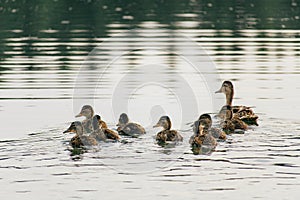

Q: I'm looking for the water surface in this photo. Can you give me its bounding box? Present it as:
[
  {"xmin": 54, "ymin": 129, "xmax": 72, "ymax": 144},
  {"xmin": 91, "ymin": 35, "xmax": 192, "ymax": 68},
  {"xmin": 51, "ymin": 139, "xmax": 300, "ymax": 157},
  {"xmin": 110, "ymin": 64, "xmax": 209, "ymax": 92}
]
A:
[{"xmin": 0, "ymin": 0, "xmax": 300, "ymax": 199}]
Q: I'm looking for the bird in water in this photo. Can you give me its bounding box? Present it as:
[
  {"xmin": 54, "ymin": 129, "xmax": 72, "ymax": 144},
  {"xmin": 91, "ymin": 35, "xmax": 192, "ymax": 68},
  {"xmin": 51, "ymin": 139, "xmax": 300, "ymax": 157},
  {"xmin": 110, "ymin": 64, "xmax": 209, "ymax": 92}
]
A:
[
  {"xmin": 63, "ymin": 121, "xmax": 98, "ymax": 148},
  {"xmin": 116, "ymin": 113, "xmax": 146, "ymax": 137},
  {"xmin": 92, "ymin": 115, "xmax": 120, "ymax": 141},
  {"xmin": 189, "ymin": 119, "xmax": 217, "ymax": 154},
  {"xmin": 89, "ymin": 115, "xmax": 108, "ymax": 142},
  {"xmin": 197, "ymin": 114, "xmax": 226, "ymax": 140},
  {"xmin": 219, "ymin": 105, "xmax": 248, "ymax": 134},
  {"xmin": 215, "ymin": 80, "xmax": 259, "ymax": 126},
  {"xmin": 75, "ymin": 105, "xmax": 95, "ymax": 133},
  {"xmin": 153, "ymin": 116, "xmax": 183, "ymax": 144}
]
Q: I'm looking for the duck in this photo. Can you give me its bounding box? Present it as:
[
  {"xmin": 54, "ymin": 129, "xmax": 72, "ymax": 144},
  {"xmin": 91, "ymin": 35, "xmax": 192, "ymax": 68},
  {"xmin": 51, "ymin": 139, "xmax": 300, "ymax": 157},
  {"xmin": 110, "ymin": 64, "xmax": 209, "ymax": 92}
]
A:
[
  {"xmin": 89, "ymin": 115, "xmax": 108, "ymax": 142},
  {"xmin": 215, "ymin": 80, "xmax": 258, "ymax": 126},
  {"xmin": 93, "ymin": 115, "xmax": 120, "ymax": 141},
  {"xmin": 198, "ymin": 114, "xmax": 226, "ymax": 140},
  {"xmin": 219, "ymin": 105, "xmax": 248, "ymax": 134},
  {"xmin": 63, "ymin": 121, "xmax": 98, "ymax": 148},
  {"xmin": 189, "ymin": 119, "xmax": 217, "ymax": 149},
  {"xmin": 153, "ymin": 116, "xmax": 183, "ymax": 144},
  {"xmin": 116, "ymin": 113, "xmax": 146, "ymax": 136},
  {"xmin": 75, "ymin": 105, "xmax": 95, "ymax": 133}
]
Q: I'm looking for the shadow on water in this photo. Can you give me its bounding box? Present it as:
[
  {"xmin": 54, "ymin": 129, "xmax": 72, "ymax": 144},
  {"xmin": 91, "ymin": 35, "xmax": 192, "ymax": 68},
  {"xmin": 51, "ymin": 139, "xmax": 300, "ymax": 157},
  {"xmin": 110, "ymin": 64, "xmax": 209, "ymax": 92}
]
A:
[
  {"xmin": 191, "ymin": 146, "xmax": 215, "ymax": 155},
  {"xmin": 68, "ymin": 147, "xmax": 86, "ymax": 160}
]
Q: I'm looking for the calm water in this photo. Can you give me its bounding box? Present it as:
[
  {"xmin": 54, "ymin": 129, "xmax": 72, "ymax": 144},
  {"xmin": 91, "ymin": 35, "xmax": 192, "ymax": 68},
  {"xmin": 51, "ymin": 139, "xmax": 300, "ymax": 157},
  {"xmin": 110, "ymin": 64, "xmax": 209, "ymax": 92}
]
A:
[{"xmin": 1, "ymin": 0, "xmax": 300, "ymax": 199}]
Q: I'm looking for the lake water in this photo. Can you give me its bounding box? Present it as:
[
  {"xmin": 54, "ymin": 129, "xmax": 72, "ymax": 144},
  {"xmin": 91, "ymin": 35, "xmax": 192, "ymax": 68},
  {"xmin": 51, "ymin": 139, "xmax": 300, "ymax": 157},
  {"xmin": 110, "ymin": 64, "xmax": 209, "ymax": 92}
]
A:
[{"xmin": 0, "ymin": 0, "xmax": 300, "ymax": 199}]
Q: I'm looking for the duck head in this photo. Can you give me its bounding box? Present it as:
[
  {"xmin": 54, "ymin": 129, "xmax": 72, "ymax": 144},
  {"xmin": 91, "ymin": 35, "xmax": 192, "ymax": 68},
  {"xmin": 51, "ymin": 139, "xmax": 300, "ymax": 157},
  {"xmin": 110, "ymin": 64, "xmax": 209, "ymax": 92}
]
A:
[
  {"xmin": 92, "ymin": 115, "xmax": 100, "ymax": 131},
  {"xmin": 63, "ymin": 122, "xmax": 77, "ymax": 134},
  {"xmin": 194, "ymin": 119, "xmax": 208, "ymax": 136},
  {"xmin": 153, "ymin": 116, "xmax": 172, "ymax": 130},
  {"xmin": 75, "ymin": 105, "xmax": 94, "ymax": 119},
  {"xmin": 64, "ymin": 121, "xmax": 84, "ymax": 136},
  {"xmin": 215, "ymin": 80, "xmax": 233, "ymax": 94},
  {"xmin": 215, "ymin": 81, "xmax": 234, "ymax": 106},
  {"xmin": 198, "ymin": 113, "xmax": 212, "ymax": 128},
  {"xmin": 117, "ymin": 113, "xmax": 129, "ymax": 127}
]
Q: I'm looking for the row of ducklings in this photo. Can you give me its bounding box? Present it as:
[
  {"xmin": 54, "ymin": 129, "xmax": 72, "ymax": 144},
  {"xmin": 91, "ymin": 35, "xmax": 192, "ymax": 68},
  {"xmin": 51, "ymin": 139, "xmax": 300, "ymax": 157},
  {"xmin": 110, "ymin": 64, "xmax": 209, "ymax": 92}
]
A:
[
  {"xmin": 63, "ymin": 105, "xmax": 248, "ymax": 149},
  {"xmin": 63, "ymin": 80, "xmax": 258, "ymax": 149}
]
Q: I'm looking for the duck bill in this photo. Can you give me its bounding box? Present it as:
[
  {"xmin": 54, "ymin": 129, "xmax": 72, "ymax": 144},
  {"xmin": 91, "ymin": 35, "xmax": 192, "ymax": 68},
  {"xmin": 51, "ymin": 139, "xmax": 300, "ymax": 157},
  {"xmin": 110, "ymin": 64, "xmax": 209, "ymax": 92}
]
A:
[
  {"xmin": 215, "ymin": 88, "xmax": 222, "ymax": 93},
  {"xmin": 153, "ymin": 123, "xmax": 160, "ymax": 128},
  {"xmin": 75, "ymin": 113, "xmax": 82, "ymax": 117},
  {"xmin": 63, "ymin": 127, "xmax": 74, "ymax": 134}
]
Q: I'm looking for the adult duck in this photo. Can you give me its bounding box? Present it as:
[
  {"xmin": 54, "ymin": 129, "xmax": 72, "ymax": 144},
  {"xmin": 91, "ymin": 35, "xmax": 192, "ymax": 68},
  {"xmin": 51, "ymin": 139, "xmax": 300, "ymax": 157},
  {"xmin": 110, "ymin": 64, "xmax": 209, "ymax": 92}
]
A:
[
  {"xmin": 116, "ymin": 113, "xmax": 146, "ymax": 137},
  {"xmin": 215, "ymin": 80, "xmax": 258, "ymax": 126},
  {"xmin": 153, "ymin": 116, "xmax": 183, "ymax": 144}
]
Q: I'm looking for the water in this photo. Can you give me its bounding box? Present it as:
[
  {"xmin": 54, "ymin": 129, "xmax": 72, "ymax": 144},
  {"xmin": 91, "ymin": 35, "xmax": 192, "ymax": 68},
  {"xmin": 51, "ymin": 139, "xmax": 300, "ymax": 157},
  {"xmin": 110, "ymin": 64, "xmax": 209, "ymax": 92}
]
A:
[{"xmin": 1, "ymin": 0, "xmax": 300, "ymax": 199}]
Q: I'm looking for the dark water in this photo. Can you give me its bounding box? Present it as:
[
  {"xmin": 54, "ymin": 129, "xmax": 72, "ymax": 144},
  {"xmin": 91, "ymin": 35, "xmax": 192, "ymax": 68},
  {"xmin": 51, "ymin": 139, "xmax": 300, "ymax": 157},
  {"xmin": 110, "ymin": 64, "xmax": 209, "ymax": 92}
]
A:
[{"xmin": 0, "ymin": 0, "xmax": 300, "ymax": 199}]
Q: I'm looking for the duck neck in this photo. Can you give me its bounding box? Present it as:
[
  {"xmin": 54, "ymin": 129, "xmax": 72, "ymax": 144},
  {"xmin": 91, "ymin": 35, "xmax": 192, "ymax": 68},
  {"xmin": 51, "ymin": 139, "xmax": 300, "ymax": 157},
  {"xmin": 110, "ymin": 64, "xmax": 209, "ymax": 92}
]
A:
[
  {"xmin": 76, "ymin": 126, "xmax": 84, "ymax": 137},
  {"xmin": 225, "ymin": 109, "xmax": 233, "ymax": 120},
  {"xmin": 100, "ymin": 121, "xmax": 108, "ymax": 129},
  {"xmin": 225, "ymin": 90, "xmax": 234, "ymax": 106},
  {"xmin": 87, "ymin": 113, "xmax": 93, "ymax": 119},
  {"xmin": 198, "ymin": 125, "xmax": 205, "ymax": 136},
  {"xmin": 164, "ymin": 121, "xmax": 171, "ymax": 130}
]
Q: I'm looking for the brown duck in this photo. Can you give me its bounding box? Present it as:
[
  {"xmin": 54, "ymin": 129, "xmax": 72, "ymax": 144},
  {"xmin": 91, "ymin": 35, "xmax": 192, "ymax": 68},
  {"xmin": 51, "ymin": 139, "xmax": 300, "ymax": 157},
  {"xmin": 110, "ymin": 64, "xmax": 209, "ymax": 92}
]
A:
[
  {"xmin": 189, "ymin": 119, "xmax": 217, "ymax": 148},
  {"xmin": 215, "ymin": 80, "xmax": 258, "ymax": 126},
  {"xmin": 219, "ymin": 105, "xmax": 248, "ymax": 134},
  {"xmin": 153, "ymin": 116, "xmax": 183, "ymax": 144},
  {"xmin": 94, "ymin": 115, "xmax": 120, "ymax": 141},
  {"xmin": 198, "ymin": 114, "xmax": 226, "ymax": 140},
  {"xmin": 75, "ymin": 105, "xmax": 95, "ymax": 133},
  {"xmin": 63, "ymin": 121, "xmax": 98, "ymax": 148},
  {"xmin": 117, "ymin": 113, "xmax": 146, "ymax": 137}
]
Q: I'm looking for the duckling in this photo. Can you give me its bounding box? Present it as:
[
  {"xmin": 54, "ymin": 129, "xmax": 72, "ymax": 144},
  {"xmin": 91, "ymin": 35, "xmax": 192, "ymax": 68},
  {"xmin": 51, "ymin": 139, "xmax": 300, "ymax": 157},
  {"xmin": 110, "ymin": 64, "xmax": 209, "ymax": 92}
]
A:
[
  {"xmin": 116, "ymin": 113, "xmax": 146, "ymax": 136},
  {"xmin": 198, "ymin": 114, "xmax": 226, "ymax": 140},
  {"xmin": 64, "ymin": 121, "xmax": 98, "ymax": 148},
  {"xmin": 189, "ymin": 119, "xmax": 217, "ymax": 149},
  {"xmin": 75, "ymin": 105, "xmax": 94, "ymax": 133},
  {"xmin": 94, "ymin": 115, "xmax": 120, "ymax": 141},
  {"xmin": 153, "ymin": 116, "xmax": 183, "ymax": 144},
  {"xmin": 215, "ymin": 80, "xmax": 259, "ymax": 126},
  {"xmin": 219, "ymin": 105, "xmax": 248, "ymax": 134},
  {"xmin": 90, "ymin": 115, "xmax": 107, "ymax": 142}
]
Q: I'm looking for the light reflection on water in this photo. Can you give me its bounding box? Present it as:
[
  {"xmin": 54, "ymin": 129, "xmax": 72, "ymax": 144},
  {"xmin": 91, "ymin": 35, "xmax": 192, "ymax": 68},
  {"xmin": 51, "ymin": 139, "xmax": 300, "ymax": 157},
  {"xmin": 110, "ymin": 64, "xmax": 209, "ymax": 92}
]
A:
[
  {"xmin": 1, "ymin": 0, "xmax": 300, "ymax": 199},
  {"xmin": 1, "ymin": 28, "xmax": 300, "ymax": 119},
  {"xmin": 1, "ymin": 27, "xmax": 300, "ymax": 198}
]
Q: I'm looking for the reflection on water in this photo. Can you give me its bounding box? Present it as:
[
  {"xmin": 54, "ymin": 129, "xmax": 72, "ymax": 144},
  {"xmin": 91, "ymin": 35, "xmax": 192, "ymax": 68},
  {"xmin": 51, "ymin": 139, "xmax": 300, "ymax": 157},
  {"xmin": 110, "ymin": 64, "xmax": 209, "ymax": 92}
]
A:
[{"xmin": 0, "ymin": 0, "xmax": 300, "ymax": 199}]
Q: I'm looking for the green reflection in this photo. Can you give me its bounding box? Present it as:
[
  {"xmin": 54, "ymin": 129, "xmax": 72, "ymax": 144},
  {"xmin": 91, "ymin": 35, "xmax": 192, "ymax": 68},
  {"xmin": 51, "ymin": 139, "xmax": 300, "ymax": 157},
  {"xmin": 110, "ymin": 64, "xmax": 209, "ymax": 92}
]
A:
[{"xmin": 0, "ymin": 0, "xmax": 299, "ymax": 71}]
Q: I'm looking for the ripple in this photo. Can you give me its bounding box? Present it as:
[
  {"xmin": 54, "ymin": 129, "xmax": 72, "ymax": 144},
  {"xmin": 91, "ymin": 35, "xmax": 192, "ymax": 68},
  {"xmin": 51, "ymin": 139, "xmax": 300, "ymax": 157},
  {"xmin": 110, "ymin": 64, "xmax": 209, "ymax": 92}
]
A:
[{"xmin": 1, "ymin": 2, "xmax": 300, "ymax": 199}]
